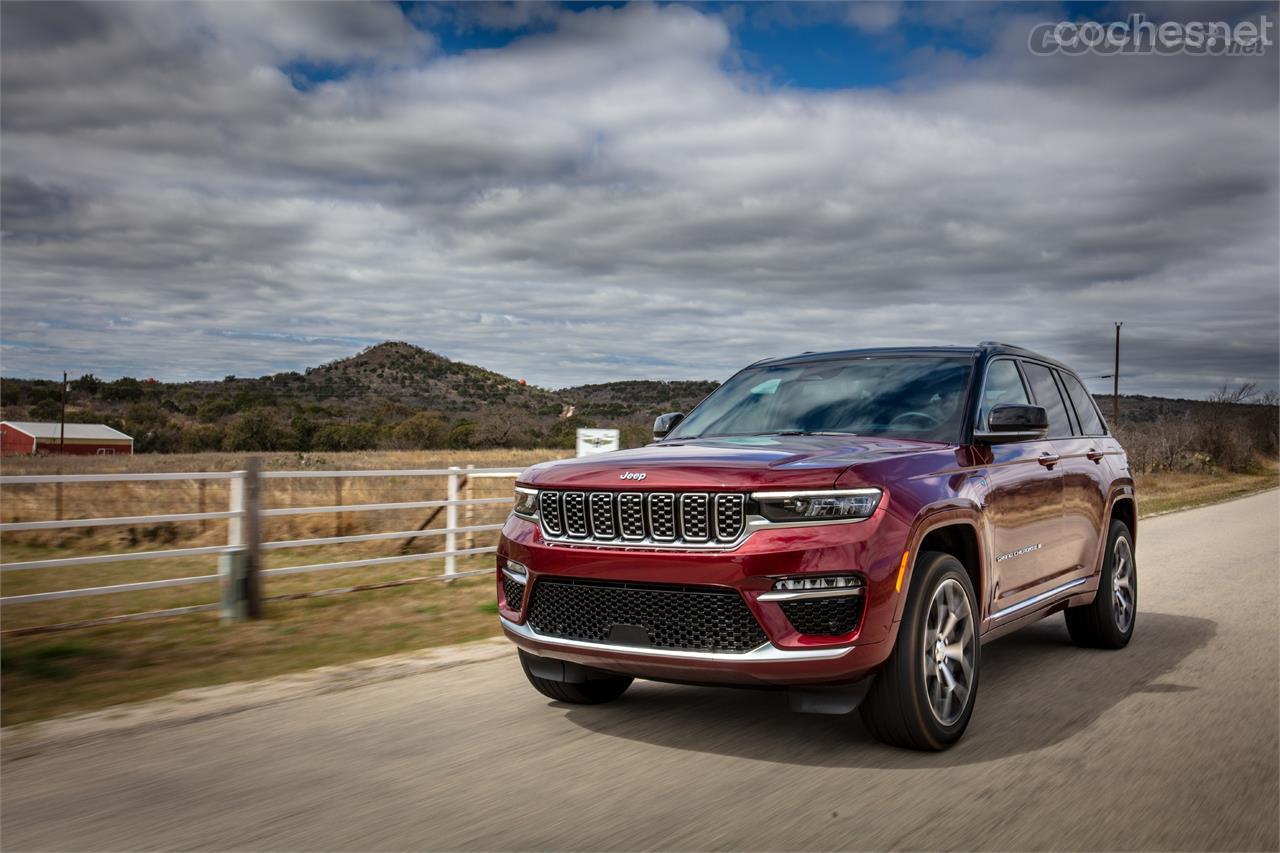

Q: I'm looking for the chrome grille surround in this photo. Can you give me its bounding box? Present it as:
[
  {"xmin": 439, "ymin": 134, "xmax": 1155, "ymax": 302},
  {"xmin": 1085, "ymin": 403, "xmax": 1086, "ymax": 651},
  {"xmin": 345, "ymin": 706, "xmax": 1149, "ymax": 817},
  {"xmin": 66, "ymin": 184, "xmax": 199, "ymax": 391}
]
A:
[
  {"xmin": 715, "ymin": 493, "xmax": 746, "ymax": 541},
  {"xmin": 562, "ymin": 491, "xmax": 588, "ymax": 538},
  {"xmin": 536, "ymin": 490, "xmax": 747, "ymax": 550},
  {"xmin": 537, "ymin": 491, "xmax": 563, "ymax": 535}
]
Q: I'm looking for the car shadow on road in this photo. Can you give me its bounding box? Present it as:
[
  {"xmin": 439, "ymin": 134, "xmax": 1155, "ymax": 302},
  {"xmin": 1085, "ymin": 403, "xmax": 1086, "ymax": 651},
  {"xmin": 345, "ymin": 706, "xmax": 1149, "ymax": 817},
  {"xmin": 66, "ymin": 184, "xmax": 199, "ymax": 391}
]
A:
[{"xmin": 560, "ymin": 611, "xmax": 1216, "ymax": 768}]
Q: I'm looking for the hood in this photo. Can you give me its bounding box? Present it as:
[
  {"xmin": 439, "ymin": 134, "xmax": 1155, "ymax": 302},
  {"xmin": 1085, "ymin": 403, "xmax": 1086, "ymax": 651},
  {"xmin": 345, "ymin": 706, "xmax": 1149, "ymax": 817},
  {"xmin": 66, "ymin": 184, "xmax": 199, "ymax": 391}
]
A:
[{"xmin": 520, "ymin": 434, "xmax": 946, "ymax": 491}]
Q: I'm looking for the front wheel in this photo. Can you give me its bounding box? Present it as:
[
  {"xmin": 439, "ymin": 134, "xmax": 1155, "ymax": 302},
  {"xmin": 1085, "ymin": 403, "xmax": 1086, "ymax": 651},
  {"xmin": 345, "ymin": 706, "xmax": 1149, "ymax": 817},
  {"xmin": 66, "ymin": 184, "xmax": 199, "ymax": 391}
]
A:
[
  {"xmin": 1065, "ymin": 520, "xmax": 1136, "ymax": 649},
  {"xmin": 859, "ymin": 551, "xmax": 979, "ymax": 750},
  {"xmin": 518, "ymin": 650, "xmax": 633, "ymax": 704}
]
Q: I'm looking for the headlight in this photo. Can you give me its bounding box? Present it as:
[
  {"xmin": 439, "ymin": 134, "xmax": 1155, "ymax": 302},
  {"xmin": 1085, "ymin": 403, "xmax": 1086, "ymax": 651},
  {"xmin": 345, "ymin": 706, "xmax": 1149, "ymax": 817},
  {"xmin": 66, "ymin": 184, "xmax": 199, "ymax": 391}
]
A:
[
  {"xmin": 512, "ymin": 486, "xmax": 538, "ymax": 519},
  {"xmin": 752, "ymin": 488, "xmax": 881, "ymax": 523}
]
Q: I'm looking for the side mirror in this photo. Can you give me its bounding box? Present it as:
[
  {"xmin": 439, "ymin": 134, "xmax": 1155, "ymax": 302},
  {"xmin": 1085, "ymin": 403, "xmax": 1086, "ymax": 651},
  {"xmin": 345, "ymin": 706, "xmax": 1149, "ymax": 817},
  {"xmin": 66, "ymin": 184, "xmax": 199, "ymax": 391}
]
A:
[
  {"xmin": 653, "ymin": 412, "xmax": 685, "ymax": 440},
  {"xmin": 975, "ymin": 403, "xmax": 1049, "ymax": 444}
]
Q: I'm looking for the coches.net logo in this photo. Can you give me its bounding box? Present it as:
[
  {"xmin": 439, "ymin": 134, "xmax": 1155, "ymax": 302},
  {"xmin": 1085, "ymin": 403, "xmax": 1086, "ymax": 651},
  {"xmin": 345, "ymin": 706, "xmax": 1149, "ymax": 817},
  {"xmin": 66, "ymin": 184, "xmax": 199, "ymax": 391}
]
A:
[{"xmin": 1029, "ymin": 13, "xmax": 1274, "ymax": 56}]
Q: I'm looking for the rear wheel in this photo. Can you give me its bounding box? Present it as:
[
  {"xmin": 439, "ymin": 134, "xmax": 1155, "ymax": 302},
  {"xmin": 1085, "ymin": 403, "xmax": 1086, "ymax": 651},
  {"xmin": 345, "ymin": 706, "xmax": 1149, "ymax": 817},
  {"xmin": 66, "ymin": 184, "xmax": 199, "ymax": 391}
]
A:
[
  {"xmin": 518, "ymin": 650, "xmax": 633, "ymax": 704},
  {"xmin": 859, "ymin": 552, "xmax": 979, "ymax": 750},
  {"xmin": 1065, "ymin": 520, "xmax": 1136, "ymax": 649}
]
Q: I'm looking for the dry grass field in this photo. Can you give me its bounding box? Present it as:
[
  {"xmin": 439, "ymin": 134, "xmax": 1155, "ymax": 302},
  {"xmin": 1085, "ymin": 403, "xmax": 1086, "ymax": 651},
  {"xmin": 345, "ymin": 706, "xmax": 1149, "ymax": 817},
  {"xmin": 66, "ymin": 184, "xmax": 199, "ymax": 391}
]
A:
[{"xmin": 0, "ymin": 449, "xmax": 1275, "ymax": 725}]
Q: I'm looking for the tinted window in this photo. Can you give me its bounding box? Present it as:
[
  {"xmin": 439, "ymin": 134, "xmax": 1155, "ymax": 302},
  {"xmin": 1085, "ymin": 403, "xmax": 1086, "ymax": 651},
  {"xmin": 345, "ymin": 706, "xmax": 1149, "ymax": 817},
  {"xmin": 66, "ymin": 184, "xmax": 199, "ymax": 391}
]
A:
[
  {"xmin": 1061, "ymin": 372, "xmax": 1107, "ymax": 435},
  {"xmin": 1021, "ymin": 362, "xmax": 1073, "ymax": 437},
  {"xmin": 668, "ymin": 356, "xmax": 974, "ymax": 443},
  {"xmin": 978, "ymin": 359, "xmax": 1029, "ymax": 429}
]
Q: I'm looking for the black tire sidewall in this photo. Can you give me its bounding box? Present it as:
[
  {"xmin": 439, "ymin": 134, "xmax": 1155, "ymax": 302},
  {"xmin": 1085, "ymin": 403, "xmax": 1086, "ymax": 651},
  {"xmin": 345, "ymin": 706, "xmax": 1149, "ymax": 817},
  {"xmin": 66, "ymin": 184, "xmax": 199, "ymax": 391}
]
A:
[{"xmin": 1099, "ymin": 521, "xmax": 1137, "ymax": 646}]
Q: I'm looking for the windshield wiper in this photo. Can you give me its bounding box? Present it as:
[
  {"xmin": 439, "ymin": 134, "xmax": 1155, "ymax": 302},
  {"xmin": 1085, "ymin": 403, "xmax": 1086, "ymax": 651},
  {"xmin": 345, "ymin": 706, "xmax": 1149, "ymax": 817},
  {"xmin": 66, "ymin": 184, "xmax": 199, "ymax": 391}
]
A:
[{"xmin": 760, "ymin": 430, "xmax": 859, "ymax": 437}]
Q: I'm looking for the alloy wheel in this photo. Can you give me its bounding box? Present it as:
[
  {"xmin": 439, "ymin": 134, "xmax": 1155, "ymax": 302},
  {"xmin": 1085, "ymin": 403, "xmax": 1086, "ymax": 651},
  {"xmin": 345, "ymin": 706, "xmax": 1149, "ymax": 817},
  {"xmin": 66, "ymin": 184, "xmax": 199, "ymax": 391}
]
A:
[
  {"xmin": 921, "ymin": 578, "xmax": 975, "ymax": 726},
  {"xmin": 1111, "ymin": 537, "xmax": 1135, "ymax": 633}
]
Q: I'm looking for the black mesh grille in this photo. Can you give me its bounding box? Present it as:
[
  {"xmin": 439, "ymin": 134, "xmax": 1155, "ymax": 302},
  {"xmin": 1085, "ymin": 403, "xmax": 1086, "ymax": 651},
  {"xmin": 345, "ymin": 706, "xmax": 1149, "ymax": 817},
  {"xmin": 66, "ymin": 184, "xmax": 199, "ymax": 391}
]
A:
[
  {"xmin": 535, "ymin": 490, "xmax": 746, "ymax": 547},
  {"xmin": 527, "ymin": 578, "xmax": 768, "ymax": 653},
  {"xmin": 618, "ymin": 493, "xmax": 646, "ymax": 539},
  {"xmin": 588, "ymin": 492, "xmax": 616, "ymax": 539},
  {"xmin": 502, "ymin": 576, "xmax": 526, "ymax": 611},
  {"xmin": 562, "ymin": 492, "xmax": 588, "ymax": 537},
  {"xmin": 679, "ymin": 494, "xmax": 710, "ymax": 541},
  {"xmin": 714, "ymin": 494, "xmax": 745, "ymax": 541},
  {"xmin": 781, "ymin": 595, "xmax": 865, "ymax": 636},
  {"xmin": 538, "ymin": 491, "xmax": 563, "ymax": 535},
  {"xmin": 648, "ymin": 493, "xmax": 676, "ymax": 540}
]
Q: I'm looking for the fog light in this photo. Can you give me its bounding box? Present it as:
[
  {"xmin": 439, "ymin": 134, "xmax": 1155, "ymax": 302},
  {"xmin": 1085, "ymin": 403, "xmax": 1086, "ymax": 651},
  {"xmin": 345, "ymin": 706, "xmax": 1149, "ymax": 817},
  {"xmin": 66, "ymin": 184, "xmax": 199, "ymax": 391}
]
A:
[
  {"xmin": 502, "ymin": 559, "xmax": 528, "ymax": 585},
  {"xmin": 773, "ymin": 575, "xmax": 861, "ymax": 591}
]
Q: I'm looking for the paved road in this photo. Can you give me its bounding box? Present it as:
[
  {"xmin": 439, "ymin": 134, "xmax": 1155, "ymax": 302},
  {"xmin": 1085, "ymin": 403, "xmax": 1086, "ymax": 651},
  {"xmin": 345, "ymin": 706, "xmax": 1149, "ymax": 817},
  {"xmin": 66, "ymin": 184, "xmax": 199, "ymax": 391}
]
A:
[{"xmin": 4, "ymin": 491, "xmax": 1277, "ymax": 851}]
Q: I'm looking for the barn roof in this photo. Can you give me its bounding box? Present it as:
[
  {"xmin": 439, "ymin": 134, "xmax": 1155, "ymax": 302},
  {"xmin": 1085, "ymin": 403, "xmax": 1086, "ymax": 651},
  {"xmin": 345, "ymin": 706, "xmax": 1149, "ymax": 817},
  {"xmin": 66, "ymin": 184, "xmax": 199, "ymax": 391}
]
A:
[{"xmin": 2, "ymin": 421, "xmax": 133, "ymax": 441}]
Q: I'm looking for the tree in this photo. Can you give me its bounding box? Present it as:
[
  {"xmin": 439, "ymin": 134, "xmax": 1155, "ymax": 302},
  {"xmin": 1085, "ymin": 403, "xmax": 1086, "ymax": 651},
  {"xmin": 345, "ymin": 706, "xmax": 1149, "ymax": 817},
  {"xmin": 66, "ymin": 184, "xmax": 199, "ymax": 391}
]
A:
[
  {"xmin": 391, "ymin": 412, "xmax": 449, "ymax": 449},
  {"xmin": 222, "ymin": 408, "xmax": 291, "ymax": 452}
]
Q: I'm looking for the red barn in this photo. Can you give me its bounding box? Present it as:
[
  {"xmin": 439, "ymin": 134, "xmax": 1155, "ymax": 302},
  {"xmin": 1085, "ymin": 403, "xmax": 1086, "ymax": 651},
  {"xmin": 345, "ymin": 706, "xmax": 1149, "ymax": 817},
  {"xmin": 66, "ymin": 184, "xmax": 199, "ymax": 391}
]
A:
[{"xmin": 0, "ymin": 422, "xmax": 134, "ymax": 456}]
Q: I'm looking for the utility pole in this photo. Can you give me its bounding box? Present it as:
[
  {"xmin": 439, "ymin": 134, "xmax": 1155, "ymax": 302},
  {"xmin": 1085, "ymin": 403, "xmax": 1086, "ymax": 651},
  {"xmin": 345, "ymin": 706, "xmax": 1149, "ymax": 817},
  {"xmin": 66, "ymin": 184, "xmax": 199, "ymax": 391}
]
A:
[{"xmin": 1112, "ymin": 322, "xmax": 1123, "ymax": 424}]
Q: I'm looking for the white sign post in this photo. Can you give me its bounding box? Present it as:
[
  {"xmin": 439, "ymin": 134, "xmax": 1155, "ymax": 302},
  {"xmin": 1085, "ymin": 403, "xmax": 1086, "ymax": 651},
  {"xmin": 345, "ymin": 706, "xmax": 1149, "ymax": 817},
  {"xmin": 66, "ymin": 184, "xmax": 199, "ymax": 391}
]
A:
[{"xmin": 576, "ymin": 428, "xmax": 620, "ymax": 457}]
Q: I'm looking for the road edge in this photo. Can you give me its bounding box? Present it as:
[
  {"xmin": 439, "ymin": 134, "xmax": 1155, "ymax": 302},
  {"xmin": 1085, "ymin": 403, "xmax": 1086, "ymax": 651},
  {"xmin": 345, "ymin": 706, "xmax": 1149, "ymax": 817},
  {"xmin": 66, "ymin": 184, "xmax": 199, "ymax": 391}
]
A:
[{"xmin": 1, "ymin": 636, "xmax": 516, "ymax": 761}]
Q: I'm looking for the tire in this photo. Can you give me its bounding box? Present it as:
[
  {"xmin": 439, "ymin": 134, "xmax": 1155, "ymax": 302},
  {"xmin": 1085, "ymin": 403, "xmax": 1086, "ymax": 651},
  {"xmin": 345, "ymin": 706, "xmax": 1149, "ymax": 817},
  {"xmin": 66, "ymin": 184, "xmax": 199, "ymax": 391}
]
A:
[
  {"xmin": 1065, "ymin": 520, "xmax": 1136, "ymax": 649},
  {"xmin": 518, "ymin": 650, "xmax": 633, "ymax": 704},
  {"xmin": 859, "ymin": 551, "xmax": 980, "ymax": 750}
]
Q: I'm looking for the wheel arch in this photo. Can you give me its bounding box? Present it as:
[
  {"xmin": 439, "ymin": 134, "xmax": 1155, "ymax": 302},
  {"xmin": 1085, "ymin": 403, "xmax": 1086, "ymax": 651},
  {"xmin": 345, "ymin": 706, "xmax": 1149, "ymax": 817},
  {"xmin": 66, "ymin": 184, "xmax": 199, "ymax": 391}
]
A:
[{"xmin": 894, "ymin": 510, "xmax": 985, "ymax": 624}]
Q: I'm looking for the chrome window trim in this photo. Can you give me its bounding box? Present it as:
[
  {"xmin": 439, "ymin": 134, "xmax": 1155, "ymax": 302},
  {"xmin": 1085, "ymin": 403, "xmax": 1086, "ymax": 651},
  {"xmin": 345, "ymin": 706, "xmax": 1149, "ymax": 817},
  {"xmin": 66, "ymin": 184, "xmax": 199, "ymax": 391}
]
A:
[
  {"xmin": 501, "ymin": 616, "xmax": 854, "ymax": 662},
  {"xmin": 757, "ymin": 587, "xmax": 866, "ymax": 602},
  {"xmin": 989, "ymin": 577, "xmax": 1087, "ymax": 620}
]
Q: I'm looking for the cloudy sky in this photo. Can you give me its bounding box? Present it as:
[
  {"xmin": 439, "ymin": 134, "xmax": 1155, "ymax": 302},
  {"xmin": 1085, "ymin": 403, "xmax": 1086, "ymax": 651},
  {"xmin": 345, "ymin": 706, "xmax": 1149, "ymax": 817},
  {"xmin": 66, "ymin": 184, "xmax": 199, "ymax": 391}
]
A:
[{"xmin": 2, "ymin": 1, "xmax": 1277, "ymax": 396}]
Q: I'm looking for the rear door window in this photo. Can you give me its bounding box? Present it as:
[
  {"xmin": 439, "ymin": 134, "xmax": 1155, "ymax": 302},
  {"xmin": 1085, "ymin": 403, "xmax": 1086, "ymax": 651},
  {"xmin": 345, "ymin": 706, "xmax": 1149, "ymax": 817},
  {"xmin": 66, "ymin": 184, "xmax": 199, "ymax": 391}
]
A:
[
  {"xmin": 1060, "ymin": 372, "xmax": 1108, "ymax": 436},
  {"xmin": 1021, "ymin": 362, "xmax": 1073, "ymax": 438}
]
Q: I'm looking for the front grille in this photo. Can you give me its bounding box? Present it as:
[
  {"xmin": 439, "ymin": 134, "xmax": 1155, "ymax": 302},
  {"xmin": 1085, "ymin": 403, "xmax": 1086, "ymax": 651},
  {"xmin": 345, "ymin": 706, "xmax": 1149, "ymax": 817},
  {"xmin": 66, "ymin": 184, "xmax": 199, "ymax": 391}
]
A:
[
  {"xmin": 536, "ymin": 490, "xmax": 746, "ymax": 547},
  {"xmin": 502, "ymin": 575, "xmax": 525, "ymax": 611},
  {"xmin": 781, "ymin": 595, "xmax": 865, "ymax": 636},
  {"xmin": 527, "ymin": 578, "xmax": 768, "ymax": 653}
]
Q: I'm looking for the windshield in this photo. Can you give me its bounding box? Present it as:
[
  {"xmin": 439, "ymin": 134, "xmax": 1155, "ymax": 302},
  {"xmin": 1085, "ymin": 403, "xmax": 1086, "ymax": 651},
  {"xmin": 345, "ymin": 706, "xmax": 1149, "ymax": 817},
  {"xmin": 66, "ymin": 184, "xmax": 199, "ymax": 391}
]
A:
[{"xmin": 667, "ymin": 356, "xmax": 974, "ymax": 443}]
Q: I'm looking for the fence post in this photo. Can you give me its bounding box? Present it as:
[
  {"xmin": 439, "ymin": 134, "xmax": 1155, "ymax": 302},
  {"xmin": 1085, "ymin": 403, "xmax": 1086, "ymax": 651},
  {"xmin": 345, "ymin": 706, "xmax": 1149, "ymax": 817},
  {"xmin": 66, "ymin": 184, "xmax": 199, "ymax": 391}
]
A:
[
  {"xmin": 445, "ymin": 467, "xmax": 459, "ymax": 577},
  {"xmin": 334, "ymin": 477, "xmax": 344, "ymax": 537},
  {"xmin": 244, "ymin": 457, "xmax": 263, "ymax": 617},
  {"xmin": 463, "ymin": 464, "xmax": 475, "ymax": 550},
  {"xmin": 219, "ymin": 547, "xmax": 249, "ymax": 623},
  {"xmin": 228, "ymin": 470, "xmax": 245, "ymax": 548}
]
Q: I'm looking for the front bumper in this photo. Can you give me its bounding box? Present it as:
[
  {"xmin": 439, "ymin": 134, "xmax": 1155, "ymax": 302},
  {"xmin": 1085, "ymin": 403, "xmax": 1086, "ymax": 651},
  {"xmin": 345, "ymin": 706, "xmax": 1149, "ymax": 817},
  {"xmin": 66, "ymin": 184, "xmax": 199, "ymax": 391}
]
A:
[{"xmin": 496, "ymin": 504, "xmax": 911, "ymax": 687}]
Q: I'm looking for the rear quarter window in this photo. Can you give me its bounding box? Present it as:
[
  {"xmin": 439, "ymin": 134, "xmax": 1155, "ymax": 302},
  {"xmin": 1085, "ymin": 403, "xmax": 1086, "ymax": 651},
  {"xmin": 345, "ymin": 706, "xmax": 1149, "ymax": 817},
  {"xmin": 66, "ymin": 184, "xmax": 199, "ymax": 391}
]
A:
[{"xmin": 1061, "ymin": 372, "xmax": 1108, "ymax": 436}]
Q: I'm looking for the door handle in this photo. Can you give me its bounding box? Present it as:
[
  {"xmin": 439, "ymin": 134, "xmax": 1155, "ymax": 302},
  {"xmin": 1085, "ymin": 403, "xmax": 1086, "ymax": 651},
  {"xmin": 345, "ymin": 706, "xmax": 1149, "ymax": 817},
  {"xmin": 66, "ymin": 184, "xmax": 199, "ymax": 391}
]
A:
[
  {"xmin": 1038, "ymin": 452, "xmax": 1060, "ymax": 468},
  {"xmin": 1086, "ymin": 448, "xmax": 1105, "ymax": 463}
]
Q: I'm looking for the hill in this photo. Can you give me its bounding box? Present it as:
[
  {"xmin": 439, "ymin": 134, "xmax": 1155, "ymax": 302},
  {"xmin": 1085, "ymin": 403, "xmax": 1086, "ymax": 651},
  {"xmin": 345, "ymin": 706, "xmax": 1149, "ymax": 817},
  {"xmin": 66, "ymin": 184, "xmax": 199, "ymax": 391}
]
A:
[{"xmin": 0, "ymin": 342, "xmax": 718, "ymax": 452}]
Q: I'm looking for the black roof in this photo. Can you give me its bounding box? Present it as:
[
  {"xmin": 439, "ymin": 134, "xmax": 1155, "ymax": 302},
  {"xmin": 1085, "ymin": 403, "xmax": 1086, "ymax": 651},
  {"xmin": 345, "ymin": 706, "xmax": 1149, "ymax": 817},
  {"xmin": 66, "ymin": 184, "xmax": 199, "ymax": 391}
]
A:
[{"xmin": 754, "ymin": 342, "xmax": 1078, "ymax": 374}]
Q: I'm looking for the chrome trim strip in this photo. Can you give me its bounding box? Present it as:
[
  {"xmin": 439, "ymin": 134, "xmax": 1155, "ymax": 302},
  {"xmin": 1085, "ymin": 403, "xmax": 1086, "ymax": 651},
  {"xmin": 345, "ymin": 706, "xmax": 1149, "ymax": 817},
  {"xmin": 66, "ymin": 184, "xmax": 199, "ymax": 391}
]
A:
[
  {"xmin": 514, "ymin": 486, "xmax": 538, "ymax": 495},
  {"xmin": 500, "ymin": 616, "xmax": 854, "ymax": 662},
  {"xmin": 501, "ymin": 567, "xmax": 528, "ymax": 586},
  {"xmin": 757, "ymin": 587, "xmax": 866, "ymax": 602},
  {"xmin": 989, "ymin": 577, "xmax": 1087, "ymax": 620},
  {"xmin": 750, "ymin": 488, "xmax": 882, "ymax": 499}
]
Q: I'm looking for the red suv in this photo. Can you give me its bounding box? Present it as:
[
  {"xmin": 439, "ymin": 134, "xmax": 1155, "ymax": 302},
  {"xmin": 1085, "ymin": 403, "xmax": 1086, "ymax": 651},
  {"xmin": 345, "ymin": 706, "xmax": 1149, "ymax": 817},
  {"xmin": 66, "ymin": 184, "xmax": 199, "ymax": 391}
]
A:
[{"xmin": 497, "ymin": 343, "xmax": 1136, "ymax": 749}]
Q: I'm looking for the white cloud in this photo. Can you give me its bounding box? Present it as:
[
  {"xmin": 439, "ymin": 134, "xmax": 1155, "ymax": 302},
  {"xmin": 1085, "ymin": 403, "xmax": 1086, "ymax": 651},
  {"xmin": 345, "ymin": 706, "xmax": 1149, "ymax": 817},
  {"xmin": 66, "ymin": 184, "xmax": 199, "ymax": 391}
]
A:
[{"xmin": 1, "ymin": 1, "xmax": 1276, "ymax": 396}]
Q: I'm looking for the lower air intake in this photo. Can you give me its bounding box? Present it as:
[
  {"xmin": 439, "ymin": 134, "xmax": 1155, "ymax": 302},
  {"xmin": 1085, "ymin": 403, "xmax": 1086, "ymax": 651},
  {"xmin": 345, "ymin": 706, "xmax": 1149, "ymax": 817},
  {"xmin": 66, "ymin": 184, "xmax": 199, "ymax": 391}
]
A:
[
  {"xmin": 781, "ymin": 595, "xmax": 865, "ymax": 636},
  {"xmin": 526, "ymin": 578, "xmax": 767, "ymax": 653}
]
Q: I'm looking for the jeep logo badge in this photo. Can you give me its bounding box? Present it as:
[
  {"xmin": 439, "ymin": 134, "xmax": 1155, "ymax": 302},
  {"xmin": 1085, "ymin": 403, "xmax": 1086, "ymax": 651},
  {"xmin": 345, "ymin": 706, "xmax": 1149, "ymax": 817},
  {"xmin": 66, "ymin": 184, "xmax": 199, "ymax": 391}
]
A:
[{"xmin": 620, "ymin": 471, "xmax": 646, "ymax": 481}]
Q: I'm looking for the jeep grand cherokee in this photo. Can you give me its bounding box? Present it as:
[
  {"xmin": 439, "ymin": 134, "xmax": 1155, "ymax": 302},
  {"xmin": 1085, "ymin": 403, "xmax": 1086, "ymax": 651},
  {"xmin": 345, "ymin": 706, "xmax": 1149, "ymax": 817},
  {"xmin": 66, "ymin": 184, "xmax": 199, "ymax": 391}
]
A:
[{"xmin": 496, "ymin": 343, "xmax": 1136, "ymax": 750}]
